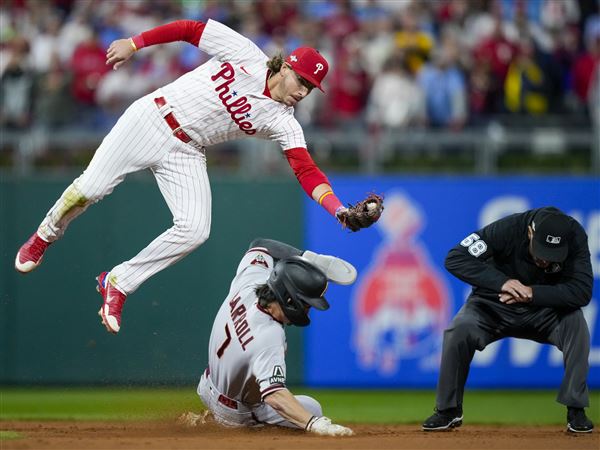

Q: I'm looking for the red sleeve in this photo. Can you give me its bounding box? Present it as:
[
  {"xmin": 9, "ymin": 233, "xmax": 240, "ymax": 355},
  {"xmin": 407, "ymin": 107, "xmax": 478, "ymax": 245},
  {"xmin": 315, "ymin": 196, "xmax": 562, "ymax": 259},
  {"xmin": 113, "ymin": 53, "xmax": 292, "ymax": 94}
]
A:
[
  {"xmin": 284, "ymin": 147, "xmax": 330, "ymax": 197},
  {"xmin": 132, "ymin": 20, "xmax": 206, "ymax": 49}
]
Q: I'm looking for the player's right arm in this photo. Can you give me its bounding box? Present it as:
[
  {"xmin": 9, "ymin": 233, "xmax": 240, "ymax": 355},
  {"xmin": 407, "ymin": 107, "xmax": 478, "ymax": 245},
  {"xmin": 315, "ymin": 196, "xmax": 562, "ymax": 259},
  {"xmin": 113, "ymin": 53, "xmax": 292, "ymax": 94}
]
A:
[
  {"xmin": 263, "ymin": 389, "xmax": 352, "ymax": 435},
  {"xmin": 263, "ymin": 388, "xmax": 312, "ymax": 428},
  {"xmin": 106, "ymin": 20, "xmax": 206, "ymax": 70},
  {"xmin": 106, "ymin": 19, "xmax": 261, "ymax": 70}
]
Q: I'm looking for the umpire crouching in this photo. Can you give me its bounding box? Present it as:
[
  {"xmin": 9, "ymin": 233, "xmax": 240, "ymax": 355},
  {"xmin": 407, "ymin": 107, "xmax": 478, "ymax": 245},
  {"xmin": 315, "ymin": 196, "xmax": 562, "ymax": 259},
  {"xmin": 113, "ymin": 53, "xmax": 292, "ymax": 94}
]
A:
[{"xmin": 423, "ymin": 206, "xmax": 594, "ymax": 433}]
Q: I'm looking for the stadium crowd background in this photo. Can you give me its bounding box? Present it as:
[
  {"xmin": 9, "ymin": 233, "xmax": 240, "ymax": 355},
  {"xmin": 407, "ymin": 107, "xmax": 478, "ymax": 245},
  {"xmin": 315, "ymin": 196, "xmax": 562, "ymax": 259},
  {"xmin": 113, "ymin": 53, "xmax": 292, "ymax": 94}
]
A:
[{"xmin": 0, "ymin": 0, "xmax": 599, "ymax": 170}]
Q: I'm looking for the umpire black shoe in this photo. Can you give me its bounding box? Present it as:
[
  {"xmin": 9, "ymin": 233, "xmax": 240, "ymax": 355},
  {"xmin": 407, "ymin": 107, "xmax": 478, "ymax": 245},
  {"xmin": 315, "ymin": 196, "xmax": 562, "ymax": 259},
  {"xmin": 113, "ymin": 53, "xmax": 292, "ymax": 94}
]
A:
[
  {"xmin": 567, "ymin": 407, "xmax": 594, "ymax": 433},
  {"xmin": 422, "ymin": 407, "xmax": 463, "ymax": 431}
]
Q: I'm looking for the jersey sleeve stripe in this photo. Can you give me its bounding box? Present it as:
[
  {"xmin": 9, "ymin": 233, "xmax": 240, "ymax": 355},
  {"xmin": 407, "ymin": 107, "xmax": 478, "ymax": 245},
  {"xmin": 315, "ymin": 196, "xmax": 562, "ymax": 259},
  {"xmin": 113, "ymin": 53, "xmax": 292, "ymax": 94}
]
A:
[{"xmin": 260, "ymin": 383, "xmax": 286, "ymax": 399}]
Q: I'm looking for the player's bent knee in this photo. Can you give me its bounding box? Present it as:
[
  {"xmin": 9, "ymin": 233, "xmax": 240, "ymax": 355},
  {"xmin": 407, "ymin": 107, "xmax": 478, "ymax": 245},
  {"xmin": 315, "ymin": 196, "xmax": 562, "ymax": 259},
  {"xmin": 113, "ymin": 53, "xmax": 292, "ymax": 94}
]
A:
[
  {"xmin": 174, "ymin": 223, "xmax": 210, "ymax": 248},
  {"xmin": 559, "ymin": 309, "xmax": 589, "ymax": 341},
  {"xmin": 296, "ymin": 395, "xmax": 322, "ymax": 417},
  {"xmin": 188, "ymin": 227, "xmax": 210, "ymax": 247},
  {"xmin": 445, "ymin": 320, "xmax": 475, "ymax": 340}
]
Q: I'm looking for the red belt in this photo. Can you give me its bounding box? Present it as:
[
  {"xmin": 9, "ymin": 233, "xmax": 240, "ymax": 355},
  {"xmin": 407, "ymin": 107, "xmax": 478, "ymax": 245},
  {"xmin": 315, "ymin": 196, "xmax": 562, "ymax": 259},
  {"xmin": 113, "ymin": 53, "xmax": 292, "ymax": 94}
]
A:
[
  {"xmin": 154, "ymin": 96, "xmax": 192, "ymax": 144},
  {"xmin": 205, "ymin": 367, "xmax": 239, "ymax": 410},
  {"xmin": 218, "ymin": 394, "xmax": 238, "ymax": 410}
]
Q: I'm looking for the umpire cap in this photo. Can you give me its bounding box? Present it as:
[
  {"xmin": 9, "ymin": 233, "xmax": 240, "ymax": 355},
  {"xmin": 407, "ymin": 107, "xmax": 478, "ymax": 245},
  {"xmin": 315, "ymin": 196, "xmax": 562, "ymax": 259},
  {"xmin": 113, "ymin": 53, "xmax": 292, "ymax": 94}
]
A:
[
  {"xmin": 267, "ymin": 256, "xmax": 329, "ymax": 327},
  {"xmin": 531, "ymin": 210, "xmax": 570, "ymax": 263}
]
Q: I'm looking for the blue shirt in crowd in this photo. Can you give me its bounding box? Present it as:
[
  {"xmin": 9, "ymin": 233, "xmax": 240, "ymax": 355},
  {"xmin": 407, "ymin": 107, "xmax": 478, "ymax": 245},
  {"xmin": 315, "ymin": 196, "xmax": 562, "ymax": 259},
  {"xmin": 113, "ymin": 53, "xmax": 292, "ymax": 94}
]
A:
[{"xmin": 418, "ymin": 65, "xmax": 466, "ymax": 127}]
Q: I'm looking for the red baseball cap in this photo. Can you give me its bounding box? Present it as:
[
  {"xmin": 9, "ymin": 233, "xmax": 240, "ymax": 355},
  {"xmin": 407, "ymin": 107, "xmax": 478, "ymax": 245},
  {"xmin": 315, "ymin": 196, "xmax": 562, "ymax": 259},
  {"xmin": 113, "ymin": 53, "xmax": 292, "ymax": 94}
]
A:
[{"xmin": 285, "ymin": 47, "xmax": 329, "ymax": 92}]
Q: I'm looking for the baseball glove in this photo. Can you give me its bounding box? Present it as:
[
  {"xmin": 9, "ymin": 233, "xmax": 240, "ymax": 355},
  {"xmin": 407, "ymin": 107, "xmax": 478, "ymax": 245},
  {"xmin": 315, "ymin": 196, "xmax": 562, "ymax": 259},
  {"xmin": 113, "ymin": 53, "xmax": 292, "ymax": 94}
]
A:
[{"xmin": 336, "ymin": 193, "xmax": 384, "ymax": 232}]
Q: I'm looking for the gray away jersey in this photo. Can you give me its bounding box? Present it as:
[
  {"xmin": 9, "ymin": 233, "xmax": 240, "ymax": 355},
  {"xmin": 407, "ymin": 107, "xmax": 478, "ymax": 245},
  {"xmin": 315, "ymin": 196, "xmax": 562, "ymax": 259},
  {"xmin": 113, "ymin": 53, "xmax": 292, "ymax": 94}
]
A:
[{"xmin": 206, "ymin": 247, "xmax": 287, "ymax": 406}]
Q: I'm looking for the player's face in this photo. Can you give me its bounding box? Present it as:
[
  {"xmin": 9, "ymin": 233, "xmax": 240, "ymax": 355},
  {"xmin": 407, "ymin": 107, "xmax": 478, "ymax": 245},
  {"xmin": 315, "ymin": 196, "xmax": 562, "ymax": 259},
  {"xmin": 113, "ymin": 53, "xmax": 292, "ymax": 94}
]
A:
[
  {"xmin": 268, "ymin": 301, "xmax": 291, "ymax": 324},
  {"xmin": 279, "ymin": 63, "xmax": 314, "ymax": 107},
  {"xmin": 267, "ymin": 301, "xmax": 310, "ymax": 325}
]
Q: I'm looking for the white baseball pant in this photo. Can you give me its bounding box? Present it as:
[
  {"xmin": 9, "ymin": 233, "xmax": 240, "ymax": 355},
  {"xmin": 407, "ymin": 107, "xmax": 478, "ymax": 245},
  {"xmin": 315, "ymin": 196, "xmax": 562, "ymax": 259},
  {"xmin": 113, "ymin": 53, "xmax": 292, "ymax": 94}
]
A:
[
  {"xmin": 197, "ymin": 372, "xmax": 322, "ymax": 428},
  {"xmin": 37, "ymin": 92, "xmax": 211, "ymax": 294}
]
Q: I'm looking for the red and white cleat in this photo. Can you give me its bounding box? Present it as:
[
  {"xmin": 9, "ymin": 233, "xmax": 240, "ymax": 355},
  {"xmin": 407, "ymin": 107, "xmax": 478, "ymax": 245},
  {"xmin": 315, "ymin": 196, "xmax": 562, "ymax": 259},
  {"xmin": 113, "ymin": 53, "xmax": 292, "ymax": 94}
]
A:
[
  {"xmin": 15, "ymin": 232, "xmax": 51, "ymax": 273},
  {"xmin": 96, "ymin": 272, "xmax": 127, "ymax": 334}
]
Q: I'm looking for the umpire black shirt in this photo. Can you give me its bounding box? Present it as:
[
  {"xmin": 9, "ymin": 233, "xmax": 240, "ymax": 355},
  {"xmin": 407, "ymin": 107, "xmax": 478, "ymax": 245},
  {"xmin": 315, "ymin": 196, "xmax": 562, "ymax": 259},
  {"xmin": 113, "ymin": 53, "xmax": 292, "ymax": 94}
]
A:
[{"xmin": 445, "ymin": 207, "xmax": 593, "ymax": 310}]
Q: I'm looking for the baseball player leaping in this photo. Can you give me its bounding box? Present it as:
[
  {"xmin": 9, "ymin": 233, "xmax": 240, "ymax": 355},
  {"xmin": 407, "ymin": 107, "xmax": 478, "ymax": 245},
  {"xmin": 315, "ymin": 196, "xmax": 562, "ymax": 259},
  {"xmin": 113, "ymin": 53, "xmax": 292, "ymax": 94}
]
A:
[
  {"xmin": 14, "ymin": 19, "xmax": 381, "ymax": 334},
  {"xmin": 197, "ymin": 238, "xmax": 355, "ymax": 435}
]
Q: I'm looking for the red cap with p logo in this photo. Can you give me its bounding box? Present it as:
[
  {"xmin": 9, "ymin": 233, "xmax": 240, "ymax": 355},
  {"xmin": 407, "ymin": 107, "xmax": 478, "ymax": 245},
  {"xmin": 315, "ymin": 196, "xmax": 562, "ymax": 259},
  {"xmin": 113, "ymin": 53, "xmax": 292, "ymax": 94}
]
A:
[{"xmin": 285, "ymin": 47, "xmax": 329, "ymax": 92}]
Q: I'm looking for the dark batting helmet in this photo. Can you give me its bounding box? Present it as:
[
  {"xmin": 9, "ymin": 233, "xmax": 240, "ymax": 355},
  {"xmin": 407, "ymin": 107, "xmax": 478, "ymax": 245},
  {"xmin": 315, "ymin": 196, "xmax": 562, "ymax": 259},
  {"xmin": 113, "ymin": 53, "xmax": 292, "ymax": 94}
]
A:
[{"xmin": 267, "ymin": 256, "xmax": 329, "ymax": 327}]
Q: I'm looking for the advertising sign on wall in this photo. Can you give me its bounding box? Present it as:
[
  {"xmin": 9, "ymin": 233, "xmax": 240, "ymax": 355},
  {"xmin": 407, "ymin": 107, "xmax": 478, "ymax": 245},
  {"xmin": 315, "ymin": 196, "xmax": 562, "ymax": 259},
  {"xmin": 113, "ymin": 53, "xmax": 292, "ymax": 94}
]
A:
[{"xmin": 305, "ymin": 177, "xmax": 600, "ymax": 388}]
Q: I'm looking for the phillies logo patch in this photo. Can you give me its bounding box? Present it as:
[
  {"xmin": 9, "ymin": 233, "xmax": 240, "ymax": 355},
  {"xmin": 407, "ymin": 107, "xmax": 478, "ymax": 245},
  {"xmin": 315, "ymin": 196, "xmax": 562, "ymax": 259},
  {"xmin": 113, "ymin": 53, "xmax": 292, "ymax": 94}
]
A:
[
  {"xmin": 211, "ymin": 62, "xmax": 256, "ymax": 135},
  {"xmin": 314, "ymin": 63, "xmax": 324, "ymax": 75}
]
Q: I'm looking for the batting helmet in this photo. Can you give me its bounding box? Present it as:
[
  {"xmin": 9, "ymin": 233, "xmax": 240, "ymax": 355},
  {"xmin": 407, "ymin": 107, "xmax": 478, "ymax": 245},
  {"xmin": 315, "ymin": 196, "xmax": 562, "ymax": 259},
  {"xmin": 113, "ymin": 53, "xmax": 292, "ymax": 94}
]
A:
[{"xmin": 267, "ymin": 256, "xmax": 329, "ymax": 327}]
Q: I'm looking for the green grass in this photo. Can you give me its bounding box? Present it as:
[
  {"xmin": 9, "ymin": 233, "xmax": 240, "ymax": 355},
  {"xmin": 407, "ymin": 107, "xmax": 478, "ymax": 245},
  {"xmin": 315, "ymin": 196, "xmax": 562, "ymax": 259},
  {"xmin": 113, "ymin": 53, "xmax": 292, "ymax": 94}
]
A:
[
  {"xmin": 1, "ymin": 388, "xmax": 599, "ymax": 425},
  {"xmin": 0, "ymin": 387, "xmax": 198, "ymax": 421},
  {"xmin": 0, "ymin": 431, "xmax": 23, "ymax": 440}
]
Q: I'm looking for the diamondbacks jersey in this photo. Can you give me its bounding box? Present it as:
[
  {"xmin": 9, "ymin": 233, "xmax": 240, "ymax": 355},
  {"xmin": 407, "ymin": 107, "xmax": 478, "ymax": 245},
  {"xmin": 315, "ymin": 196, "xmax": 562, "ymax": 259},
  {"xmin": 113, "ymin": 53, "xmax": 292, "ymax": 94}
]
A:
[
  {"xmin": 206, "ymin": 247, "xmax": 287, "ymax": 406},
  {"xmin": 160, "ymin": 19, "xmax": 306, "ymax": 151}
]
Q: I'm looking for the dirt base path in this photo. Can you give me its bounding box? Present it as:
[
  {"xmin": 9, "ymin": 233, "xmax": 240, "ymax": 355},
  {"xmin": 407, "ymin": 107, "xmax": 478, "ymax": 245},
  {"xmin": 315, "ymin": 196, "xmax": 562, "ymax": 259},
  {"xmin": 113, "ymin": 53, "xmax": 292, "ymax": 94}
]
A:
[{"xmin": 1, "ymin": 420, "xmax": 598, "ymax": 450}]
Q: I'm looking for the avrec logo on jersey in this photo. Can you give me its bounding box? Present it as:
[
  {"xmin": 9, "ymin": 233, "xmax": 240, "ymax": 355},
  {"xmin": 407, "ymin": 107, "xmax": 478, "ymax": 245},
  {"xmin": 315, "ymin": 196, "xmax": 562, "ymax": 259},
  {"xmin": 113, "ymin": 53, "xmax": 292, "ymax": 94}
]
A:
[
  {"xmin": 211, "ymin": 62, "xmax": 257, "ymax": 135},
  {"xmin": 352, "ymin": 192, "xmax": 452, "ymax": 375},
  {"xmin": 269, "ymin": 365, "xmax": 285, "ymax": 384}
]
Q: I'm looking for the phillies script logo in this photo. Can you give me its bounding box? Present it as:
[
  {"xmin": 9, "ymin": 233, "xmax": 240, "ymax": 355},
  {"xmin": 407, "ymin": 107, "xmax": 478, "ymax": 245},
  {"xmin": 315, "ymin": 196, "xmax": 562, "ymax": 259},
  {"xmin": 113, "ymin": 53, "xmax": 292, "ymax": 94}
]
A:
[
  {"xmin": 211, "ymin": 62, "xmax": 256, "ymax": 135},
  {"xmin": 353, "ymin": 192, "xmax": 452, "ymax": 375}
]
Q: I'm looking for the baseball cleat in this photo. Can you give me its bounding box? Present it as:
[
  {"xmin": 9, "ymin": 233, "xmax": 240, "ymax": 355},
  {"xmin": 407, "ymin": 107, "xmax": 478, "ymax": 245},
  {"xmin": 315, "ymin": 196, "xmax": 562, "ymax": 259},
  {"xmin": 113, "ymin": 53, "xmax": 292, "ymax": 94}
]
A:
[
  {"xmin": 96, "ymin": 272, "xmax": 127, "ymax": 334},
  {"xmin": 302, "ymin": 250, "xmax": 357, "ymax": 285},
  {"xmin": 422, "ymin": 408, "xmax": 463, "ymax": 431},
  {"xmin": 15, "ymin": 232, "xmax": 51, "ymax": 273},
  {"xmin": 567, "ymin": 407, "xmax": 594, "ymax": 433}
]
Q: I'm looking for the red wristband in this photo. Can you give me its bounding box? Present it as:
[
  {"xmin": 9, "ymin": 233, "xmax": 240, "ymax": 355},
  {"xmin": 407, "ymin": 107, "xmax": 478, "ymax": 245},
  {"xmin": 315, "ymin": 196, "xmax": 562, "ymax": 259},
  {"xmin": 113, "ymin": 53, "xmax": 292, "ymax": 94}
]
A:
[{"xmin": 320, "ymin": 191, "xmax": 343, "ymax": 217}]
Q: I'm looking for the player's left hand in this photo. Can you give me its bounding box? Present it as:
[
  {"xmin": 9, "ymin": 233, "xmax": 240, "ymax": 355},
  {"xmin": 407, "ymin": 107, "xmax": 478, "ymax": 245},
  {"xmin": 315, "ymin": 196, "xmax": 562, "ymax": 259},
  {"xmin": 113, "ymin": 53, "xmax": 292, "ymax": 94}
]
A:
[
  {"xmin": 106, "ymin": 39, "xmax": 136, "ymax": 70},
  {"xmin": 336, "ymin": 193, "xmax": 384, "ymax": 232}
]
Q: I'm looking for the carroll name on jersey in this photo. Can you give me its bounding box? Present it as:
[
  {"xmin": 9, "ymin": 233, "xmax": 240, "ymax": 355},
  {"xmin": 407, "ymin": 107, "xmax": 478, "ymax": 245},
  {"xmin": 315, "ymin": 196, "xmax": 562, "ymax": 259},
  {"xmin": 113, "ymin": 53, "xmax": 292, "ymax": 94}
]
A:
[{"xmin": 229, "ymin": 294, "xmax": 254, "ymax": 350}]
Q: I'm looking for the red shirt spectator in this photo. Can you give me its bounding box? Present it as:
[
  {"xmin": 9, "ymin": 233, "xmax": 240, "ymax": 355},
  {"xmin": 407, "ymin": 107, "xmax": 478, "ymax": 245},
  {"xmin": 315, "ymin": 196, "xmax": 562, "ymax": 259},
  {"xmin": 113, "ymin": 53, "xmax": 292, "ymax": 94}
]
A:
[
  {"xmin": 473, "ymin": 20, "xmax": 517, "ymax": 83},
  {"xmin": 327, "ymin": 48, "xmax": 369, "ymax": 122},
  {"xmin": 255, "ymin": 0, "xmax": 298, "ymax": 36},
  {"xmin": 572, "ymin": 36, "xmax": 600, "ymax": 103},
  {"xmin": 70, "ymin": 32, "xmax": 109, "ymax": 104},
  {"xmin": 323, "ymin": 0, "xmax": 360, "ymax": 50}
]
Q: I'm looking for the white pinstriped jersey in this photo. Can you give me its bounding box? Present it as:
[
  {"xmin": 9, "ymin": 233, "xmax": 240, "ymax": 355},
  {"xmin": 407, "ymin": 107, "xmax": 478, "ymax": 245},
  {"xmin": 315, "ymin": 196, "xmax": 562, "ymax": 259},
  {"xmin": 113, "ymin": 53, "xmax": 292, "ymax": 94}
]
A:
[
  {"xmin": 160, "ymin": 19, "xmax": 306, "ymax": 151},
  {"xmin": 206, "ymin": 247, "xmax": 287, "ymax": 406}
]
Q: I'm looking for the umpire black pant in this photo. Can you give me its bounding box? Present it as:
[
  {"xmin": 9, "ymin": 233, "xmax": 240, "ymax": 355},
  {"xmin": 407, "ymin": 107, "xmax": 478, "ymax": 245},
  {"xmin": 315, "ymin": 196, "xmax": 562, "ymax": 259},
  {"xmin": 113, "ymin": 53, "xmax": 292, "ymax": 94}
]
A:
[{"xmin": 436, "ymin": 296, "xmax": 590, "ymax": 410}]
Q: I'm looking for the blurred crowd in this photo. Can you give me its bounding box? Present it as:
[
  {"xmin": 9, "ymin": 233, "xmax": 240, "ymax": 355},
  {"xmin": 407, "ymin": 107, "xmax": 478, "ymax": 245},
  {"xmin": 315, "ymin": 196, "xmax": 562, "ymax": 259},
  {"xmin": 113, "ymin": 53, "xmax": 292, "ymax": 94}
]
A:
[{"xmin": 1, "ymin": 0, "xmax": 599, "ymax": 134}]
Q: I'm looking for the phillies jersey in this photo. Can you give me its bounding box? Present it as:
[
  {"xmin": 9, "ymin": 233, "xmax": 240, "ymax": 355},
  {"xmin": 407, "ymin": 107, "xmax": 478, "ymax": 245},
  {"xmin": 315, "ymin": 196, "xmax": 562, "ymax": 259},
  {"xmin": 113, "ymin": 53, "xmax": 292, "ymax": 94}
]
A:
[
  {"xmin": 160, "ymin": 19, "xmax": 306, "ymax": 151},
  {"xmin": 206, "ymin": 247, "xmax": 287, "ymax": 406}
]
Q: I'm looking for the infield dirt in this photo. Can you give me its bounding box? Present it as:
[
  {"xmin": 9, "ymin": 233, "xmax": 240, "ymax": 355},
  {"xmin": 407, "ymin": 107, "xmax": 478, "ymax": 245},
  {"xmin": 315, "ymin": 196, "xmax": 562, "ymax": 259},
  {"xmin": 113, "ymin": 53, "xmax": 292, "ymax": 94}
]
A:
[{"xmin": 1, "ymin": 420, "xmax": 598, "ymax": 450}]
